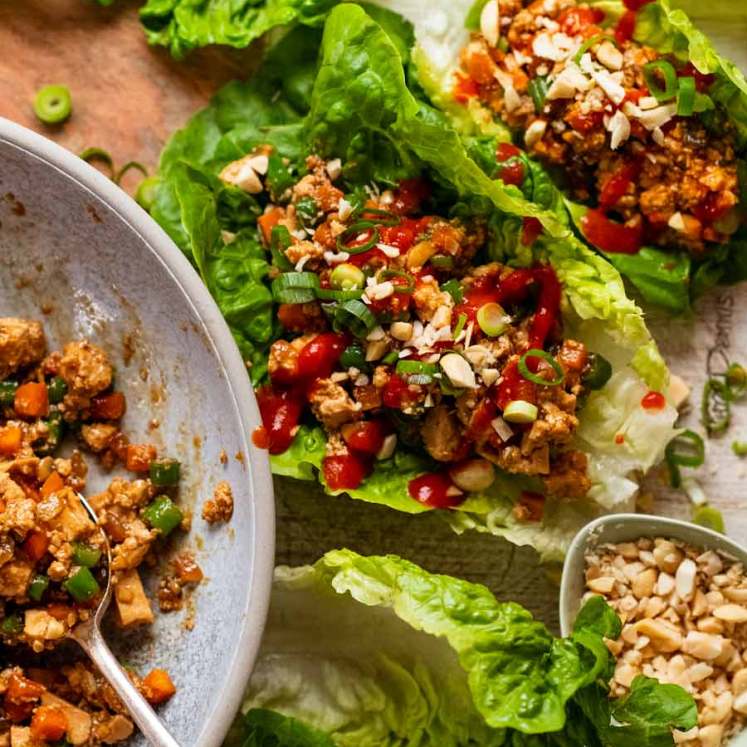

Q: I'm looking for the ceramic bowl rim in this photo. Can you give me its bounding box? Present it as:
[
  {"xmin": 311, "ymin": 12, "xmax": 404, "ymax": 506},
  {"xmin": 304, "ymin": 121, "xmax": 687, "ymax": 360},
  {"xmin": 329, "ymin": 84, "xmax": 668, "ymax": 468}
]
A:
[{"xmin": 0, "ymin": 116, "xmax": 276, "ymax": 747}]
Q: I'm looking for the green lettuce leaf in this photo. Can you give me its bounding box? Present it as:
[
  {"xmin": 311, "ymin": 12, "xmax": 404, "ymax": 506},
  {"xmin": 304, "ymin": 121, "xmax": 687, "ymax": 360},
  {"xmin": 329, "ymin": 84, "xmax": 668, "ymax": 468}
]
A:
[
  {"xmin": 234, "ymin": 551, "xmax": 695, "ymax": 746},
  {"xmin": 230, "ymin": 709, "xmax": 336, "ymax": 747},
  {"xmin": 270, "ymin": 425, "xmax": 326, "ymax": 480}
]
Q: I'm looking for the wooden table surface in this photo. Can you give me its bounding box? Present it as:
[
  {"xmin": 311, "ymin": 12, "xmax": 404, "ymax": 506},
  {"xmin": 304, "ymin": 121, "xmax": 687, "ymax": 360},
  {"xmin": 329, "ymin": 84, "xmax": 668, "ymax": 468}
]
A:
[{"xmin": 2, "ymin": 1, "xmax": 746, "ymax": 633}]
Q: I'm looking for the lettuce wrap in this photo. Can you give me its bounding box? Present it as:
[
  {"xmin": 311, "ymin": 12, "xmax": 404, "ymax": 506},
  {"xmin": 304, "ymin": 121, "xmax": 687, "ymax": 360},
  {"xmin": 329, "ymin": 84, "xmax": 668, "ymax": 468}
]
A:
[
  {"xmin": 227, "ymin": 550, "xmax": 696, "ymax": 746},
  {"xmin": 151, "ymin": 4, "xmax": 678, "ymax": 560},
  {"xmin": 132, "ymin": 0, "xmax": 747, "ymax": 314}
]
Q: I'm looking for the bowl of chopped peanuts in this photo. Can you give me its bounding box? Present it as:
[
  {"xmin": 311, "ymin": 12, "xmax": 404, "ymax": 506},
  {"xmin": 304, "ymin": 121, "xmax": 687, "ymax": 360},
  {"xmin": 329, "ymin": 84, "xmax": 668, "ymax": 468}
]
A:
[
  {"xmin": 0, "ymin": 118, "xmax": 275, "ymax": 746},
  {"xmin": 561, "ymin": 513, "xmax": 747, "ymax": 747}
]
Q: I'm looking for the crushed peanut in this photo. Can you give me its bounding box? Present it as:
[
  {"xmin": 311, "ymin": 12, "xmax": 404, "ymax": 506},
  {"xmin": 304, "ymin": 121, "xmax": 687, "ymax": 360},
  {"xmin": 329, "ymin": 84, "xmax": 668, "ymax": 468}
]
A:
[{"xmin": 584, "ymin": 537, "xmax": 747, "ymax": 747}]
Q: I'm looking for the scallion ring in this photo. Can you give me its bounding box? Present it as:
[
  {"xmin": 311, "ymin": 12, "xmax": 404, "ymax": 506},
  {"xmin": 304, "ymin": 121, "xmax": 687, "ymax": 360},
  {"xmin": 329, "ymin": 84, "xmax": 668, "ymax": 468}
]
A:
[
  {"xmin": 430, "ymin": 254, "xmax": 454, "ymax": 270},
  {"xmin": 115, "ymin": 161, "xmax": 148, "ymax": 186},
  {"xmin": 702, "ymin": 377, "xmax": 731, "ymax": 435},
  {"xmin": 676, "ymin": 76, "xmax": 696, "ymax": 117},
  {"xmin": 80, "ymin": 147, "xmax": 115, "ymax": 179},
  {"xmin": 333, "ymin": 299, "xmax": 378, "ymax": 338},
  {"xmin": 692, "ymin": 505, "xmax": 725, "ymax": 534},
  {"xmin": 476, "ymin": 303, "xmax": 509, "ymax": 337},
  {"xmin": 271, "ymin": 272, "xmax": 320, "ymax": 304},
  {"xmin": 378, "ymin": 269, "xmax": 414, "ymax": 293},
  {"xmin": 360, "ymin": 208, "xmax": 400, "ymax": 226},
  {"xmin": 135, "ymin": 175, "xmax": 160, "ymax": 212},
  {"xmin": 441, "ymin": 279, "xmax": 463, "ymax": 304},
  {"xmin": 665, "ymin": 429, "xmax": 704, "ymax": 488},
  {"xmin": 643, "ymin": 60, "xmax": 678, "ymax": 102},
  {"xmin": 336, "ymin": 221, "xmax": 380, "ymax": 254},
  {"xmin": 34, "ymin": 85, "xmax": 72, "ymax": 125},
  {"xmin": 726, "ymin": 362, "xmax": 747, "ymax": 399},
  {"xmin": 396, "ymin": 360, "xmax": 438, "ymax": 377},
  {"xmin": 518, "ymin": 349, "xmax": 564, "ymax": 386}
]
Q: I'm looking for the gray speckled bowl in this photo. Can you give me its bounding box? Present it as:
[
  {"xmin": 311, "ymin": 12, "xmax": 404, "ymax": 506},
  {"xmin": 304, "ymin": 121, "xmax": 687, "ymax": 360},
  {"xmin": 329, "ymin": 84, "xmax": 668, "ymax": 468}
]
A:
[{"xmin": 0, "ymin": 118, "xmax": 275, "ymax": 746}]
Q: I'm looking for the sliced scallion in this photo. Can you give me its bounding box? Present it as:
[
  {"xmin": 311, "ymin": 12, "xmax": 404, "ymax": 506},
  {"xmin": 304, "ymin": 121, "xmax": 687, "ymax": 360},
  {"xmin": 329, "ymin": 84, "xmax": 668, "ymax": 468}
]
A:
[
  {"xmin": 573, "ymin": 34, "xmax": 610, "ymax": 65},
  {"xmin": 336, "ymin": 221, "xmax": 379, "ymax": 254},
  {"xmin": 692, "ymin": 505, "xmax": 725, "ymax": 533},
  {"xmin": 518, "ymin": 349, "xmax": 564, "ymax": 387},
  {"xmin": 528, "ymin": 77, "xmax": 549, "ymax": 113},
  {"xmin": 333, "ymin": 299, "xmax": 378, "ymax": 338},
  {"xmin": 502, "ymin": 400, "xmax": 538, "ymax": 423},
  {"xmin": 676, "ymin": 76, "xmax": 696, "ymax": 116},
  {"xmin": 272, "ymin": 272, "xmax": 320, "ymax": 304},
  {"xmin": 330, "ymin": 263, "xmax": 365, "ymax": 291},
  {"xmin": 476, "ymin": 303, "xmax": 509, "ymax": 337},
  {"xmin": 583, "ymin": 353, "xmax": 612, "ymax": 391},
  {"xmin": 269, "ymin": 225, "xmax": 294, "ymax": 271},
  {"xmin": 665, "ymin": 429, "xmax": 704, "ymax": 488},
  {"xmin": 34, "ymin": 85, "xmax": 72, "ymax": 124},
  {"xmin": 80, "ymin": 147, "xmax": 115, "ymax": 179},
  {"xmin": 441, "ymin": 279, "xmax": 463, "ymax": 304},
  {"xmin": 643, "ymin": 60, "xmax": 678, "ymax": 102},
  {"xmin": 115, "ymin": 161, "xmax": 148, "ymax": 186},
  {"xmin": 452, "ymin": 312, "xmax": 468, "ymax": 340},
  {"xmin": 378, "ymin": 269, "xmax": 414, "ymax": 293}
]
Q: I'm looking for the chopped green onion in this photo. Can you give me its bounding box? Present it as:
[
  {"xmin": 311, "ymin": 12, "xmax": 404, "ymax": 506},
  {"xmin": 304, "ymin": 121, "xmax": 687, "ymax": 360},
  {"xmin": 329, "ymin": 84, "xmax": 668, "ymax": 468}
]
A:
[
  {"xmin": 429, "ymin": 255, "xmax": 454, "ymax": 269},
  {"xmin": 272, "ymin": 272, "xmax": 320, "ymax": 304},
  {"xmin": 72, "ymin": 542, "xmax": 102, "ymax": 568},
  {"xmin": 79, "ymin": 147, "xmax": 115, "ymax": 179},
  {"xmin": 643, "ymin": 60, "xmax": 678, "ymax": 102},
  {"xmin": 476, "ymin": 303, "xmax": 509, "ymax": 337},
  {"xmin": 136, "ymin": 175, "xmax": 160, "ymax": 212},
  {"xmin": 676, "ymin": 76, "xmax": 696, "ymax": 116},
  {"xmin": 396, "ymin": 360, "xmax": 439, "ymax": 383},
  {"xmin": 382, "ymin": 350, "xmax": 399, "ymax": 365},
  {"xmin": 692, "ymin": 505, "xmax": 725, "ymax": 534},
  {"xmin": 360, "ymin": 208, "xmax": 399, "ymax": 226},
  {"xmin": 330, "ymin": 263, "xmax": 365, "ymax": 291},
  {"xmin": 702, "ymin": 377, "xmax": 731, "ymax": 435},
  {"xmin": 28, "ymin": 574, "xmax": 50, "ymax": 602},
  {"xmin": 33, "ymin": 85, "xmax": 72, "ymax": 125},
  {"xmin": 503, "ymin": 400, "xmax": 538, "ymax": 423},
  {"xmin": 441, "ymin": 279, "xmax": 463, "ymax": 304},
  {"xmin": 518, "ymin": 349, "xmax": 564, "ymax": 387},
  {"xmin": 332, "ymin": 299, "xmax": 378, "ymax": 338},
  {"xmin": 378, "ymin": 269, "xmax": 414, "ymax": 293},
  {"xmin": 143, "ymin": 495, "xmax": 183, "ymax": 536},
  {"xmin": 573, "ymin": 33, "xmax": 611, "ymax": 64},
  {"xmin": 583, "ymin": 353, "xmax": 612, "ymax": 391},
  {"xmin": 269, "ymin": 226, "xmax": 294, "ymax": 271},
  {"xmin": 1, "ymin": 614, "xmax": 23, "ymax": 636},
  {"xmin": 340, "ymin": 344, "xmax": 368, "ymax": 371},
  {"xmin": 149, "ymin": 458, "xmax": 181, "ymax": 486},
  {"xmin": 726, "ymin": 363, "xmax": 747, "ymax": 399},
  {"xmin": 452, "ymin": 312, "xmax": 468, "ymax": 340},
  {"xmin": 0, "ymin": 381, "xmax": 18, "ymax": 407},
  {"xmin": 47, "ymin": 376, "xmax": 67, "ymax": 405},
  {"xmin": 528, "ymin": 77, "xmax": 549, "ymax": 113},
  {"xmin": 665, "ymin": 429, "xmax": 705, "ymax": 488},
  {"xmin": 733, "ymin": 441, "xmax": 747, "ymax": 457},
  {"xmin": 114, "ymin": 161, "xmax": 148, "ymax": 186},
  {"xmin": 336, "ymin": 221, "xmax": 379, "ymax": 254},
  {"xmin": 63, "ymin": 567, "xmax": 100, "ymax": 603}
]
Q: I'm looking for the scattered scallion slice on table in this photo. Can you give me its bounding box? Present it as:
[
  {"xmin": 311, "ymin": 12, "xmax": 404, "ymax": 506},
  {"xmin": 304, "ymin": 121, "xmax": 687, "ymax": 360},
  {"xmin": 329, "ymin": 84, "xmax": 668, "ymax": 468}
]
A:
[{"xmin": 33, "ymin": 84, "xmax": 72, "ymax": 124}]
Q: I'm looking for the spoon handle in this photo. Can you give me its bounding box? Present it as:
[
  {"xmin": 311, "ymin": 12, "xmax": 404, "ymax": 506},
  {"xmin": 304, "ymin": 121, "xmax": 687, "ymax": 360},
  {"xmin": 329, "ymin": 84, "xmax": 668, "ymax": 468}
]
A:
[{"xmin": 77, "ymin": 625, "xmax": 181, "ymax": 747}]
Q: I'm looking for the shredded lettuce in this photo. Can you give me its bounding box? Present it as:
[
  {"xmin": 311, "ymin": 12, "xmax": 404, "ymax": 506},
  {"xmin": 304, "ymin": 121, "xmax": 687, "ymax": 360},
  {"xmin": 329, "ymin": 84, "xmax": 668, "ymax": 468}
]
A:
[{"xmin": 231, "ymin": 551, "xmax": 696, "ymax": 746}]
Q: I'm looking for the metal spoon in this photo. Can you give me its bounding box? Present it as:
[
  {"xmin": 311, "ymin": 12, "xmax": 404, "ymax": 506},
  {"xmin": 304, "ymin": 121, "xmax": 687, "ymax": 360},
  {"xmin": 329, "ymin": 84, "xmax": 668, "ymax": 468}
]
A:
[{"xmin": 69, "ymin": 493, "xmax": 181, "ymax": 747}]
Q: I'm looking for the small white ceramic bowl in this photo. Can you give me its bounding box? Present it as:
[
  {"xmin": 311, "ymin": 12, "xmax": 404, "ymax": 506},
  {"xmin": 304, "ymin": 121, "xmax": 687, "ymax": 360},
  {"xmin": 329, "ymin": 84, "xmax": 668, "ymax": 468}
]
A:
[{"xmin": 560, "ymin": 513, "xmax": 747, "ymax": 746}]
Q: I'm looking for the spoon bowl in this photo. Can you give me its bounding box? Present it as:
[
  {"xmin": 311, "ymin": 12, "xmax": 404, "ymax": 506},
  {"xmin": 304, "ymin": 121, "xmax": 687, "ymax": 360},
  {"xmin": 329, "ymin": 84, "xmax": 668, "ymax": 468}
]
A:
[{"xmin": 69, "ymin": 493, "xmax": 181, "ymax": 747}]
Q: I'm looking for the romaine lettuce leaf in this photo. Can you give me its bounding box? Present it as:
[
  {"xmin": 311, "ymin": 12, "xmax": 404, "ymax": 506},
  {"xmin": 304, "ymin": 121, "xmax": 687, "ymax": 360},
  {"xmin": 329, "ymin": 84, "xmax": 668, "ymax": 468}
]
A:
[
  {"xmin": 233, "ymin": 551, "xmax": 696, "ymax": 746},
  {"xmin": 230, "ymin": 709, "xmax": 336, "ymax": 747}
]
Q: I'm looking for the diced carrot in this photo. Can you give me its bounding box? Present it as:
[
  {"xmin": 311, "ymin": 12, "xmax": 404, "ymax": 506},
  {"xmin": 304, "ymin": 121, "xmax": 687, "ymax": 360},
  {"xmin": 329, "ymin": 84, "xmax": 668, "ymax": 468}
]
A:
[
  {"xmin": 40, "ymin": 472, "xmax": 65, "ymax": 498},
  {"xmin": 14, "ymin": 382, "xmax": 49, "ymax": 418},
  {"xmin": 23, "ymin": 530, "xmax": 49, "ymax": 563},
  {"xmin": 0, "ymin": 425, "xmax": 22, "ymax": 456},
  {"xmin": 258, "ymin": 207, "xmax": 284, "ymax": 245},
  {"xmin": 6, "ymin": 673, "xmax": 45, "ymax": 703},
  {"xmin": 125, "ymin": 443, "xmax": 157, "ymax": 473},
  {"xmin": 30, "ymin": 705, "xmax": 68, "ymax": 741},
  {"xmin": 142, "ymin": 669, "xmax": 176, "ymax": 705},
  {"xmin": 174, "ymin": 555, "xmax": 203, "ymax": 584},
  {"xmin": 90, "ymin": 391, "xmax": 126, "ymax": 420}
]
